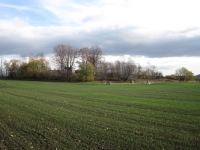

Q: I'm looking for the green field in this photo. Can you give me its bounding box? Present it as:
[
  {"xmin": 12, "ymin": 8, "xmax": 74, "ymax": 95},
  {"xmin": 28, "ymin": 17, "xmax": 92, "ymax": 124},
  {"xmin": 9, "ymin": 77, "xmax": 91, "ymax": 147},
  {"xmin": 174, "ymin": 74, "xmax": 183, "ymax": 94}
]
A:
[{"xmin": 0, "ymin": 80, "xmax": 200, "ymax": 149}]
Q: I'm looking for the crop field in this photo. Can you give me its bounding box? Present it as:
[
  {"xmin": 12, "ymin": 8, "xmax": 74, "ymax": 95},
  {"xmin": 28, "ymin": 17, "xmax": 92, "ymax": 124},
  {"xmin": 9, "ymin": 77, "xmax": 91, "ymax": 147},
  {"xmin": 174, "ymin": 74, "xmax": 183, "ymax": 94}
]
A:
[{"xmin": 0, "ymin": 80, "xmax": 200, "ymax": 149}]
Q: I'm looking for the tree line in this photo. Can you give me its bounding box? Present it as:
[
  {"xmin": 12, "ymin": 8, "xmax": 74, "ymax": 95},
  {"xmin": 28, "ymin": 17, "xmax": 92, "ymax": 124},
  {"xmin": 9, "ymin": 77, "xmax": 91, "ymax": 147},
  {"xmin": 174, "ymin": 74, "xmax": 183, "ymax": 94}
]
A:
[{"xmin": 0, "ymin": 44, "xmax": 195, "ymax": 82}]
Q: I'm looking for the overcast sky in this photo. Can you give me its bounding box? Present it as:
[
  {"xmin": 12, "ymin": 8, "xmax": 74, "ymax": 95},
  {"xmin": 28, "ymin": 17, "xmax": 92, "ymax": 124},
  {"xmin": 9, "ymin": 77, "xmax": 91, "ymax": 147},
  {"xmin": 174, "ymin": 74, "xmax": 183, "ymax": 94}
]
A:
[{"xmin": 0, "ymin": 0, "xmax": 199, "ymax": 75}]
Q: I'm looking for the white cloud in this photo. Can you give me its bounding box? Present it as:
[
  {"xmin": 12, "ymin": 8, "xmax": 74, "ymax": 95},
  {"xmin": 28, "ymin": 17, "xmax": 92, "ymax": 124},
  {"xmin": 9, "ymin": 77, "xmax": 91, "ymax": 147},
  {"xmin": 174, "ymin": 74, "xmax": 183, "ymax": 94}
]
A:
[
  {"xmin": 40, "ymin": 0, "xmax": 200, "ymax": 34},
  {"xmin": 0, "ymin": 3, "xmax": 30, "ymax": 10},
  {"xmin": 0, "ymin": 17, "xmax": 81, "ymax": 40}
]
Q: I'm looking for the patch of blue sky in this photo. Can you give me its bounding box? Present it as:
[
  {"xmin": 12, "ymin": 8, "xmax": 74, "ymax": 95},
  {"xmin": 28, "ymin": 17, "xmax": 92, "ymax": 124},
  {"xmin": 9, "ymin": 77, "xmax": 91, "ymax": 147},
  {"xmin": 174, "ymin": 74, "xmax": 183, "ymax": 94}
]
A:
[
  {"xmin": 0, "ymin": 1, "xmax": 61, "ymax": 26},
  {"xmin": 25, "ymin": 15, "xmax": 61, "ymax": 26},
  {"xmin": 0, "ymin": 6, "xmax": 14, "ymax": 19},
  {"xmin": 27, "ymin": 10, "xmax": 62, "ymax": 26},
  {"xmin": 0, "ymin": 0, "xmax": 34, "ymax": 6}
]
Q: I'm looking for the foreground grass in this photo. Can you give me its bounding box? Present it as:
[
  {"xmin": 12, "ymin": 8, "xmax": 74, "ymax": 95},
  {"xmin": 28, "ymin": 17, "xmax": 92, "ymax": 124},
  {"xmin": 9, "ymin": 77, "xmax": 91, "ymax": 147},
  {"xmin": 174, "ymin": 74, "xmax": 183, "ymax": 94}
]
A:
[{"xmin": 0, "ymin": 80, "xmax": 200, "ymax": 149}]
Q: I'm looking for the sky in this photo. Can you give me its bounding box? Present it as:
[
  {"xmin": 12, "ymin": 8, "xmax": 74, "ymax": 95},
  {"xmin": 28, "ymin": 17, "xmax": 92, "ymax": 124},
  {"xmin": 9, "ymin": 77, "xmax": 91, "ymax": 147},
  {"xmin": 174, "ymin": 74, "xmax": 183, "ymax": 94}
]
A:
[{"xmin": 0, "ymin": 0, "xmax": 200, "ymax": 75}]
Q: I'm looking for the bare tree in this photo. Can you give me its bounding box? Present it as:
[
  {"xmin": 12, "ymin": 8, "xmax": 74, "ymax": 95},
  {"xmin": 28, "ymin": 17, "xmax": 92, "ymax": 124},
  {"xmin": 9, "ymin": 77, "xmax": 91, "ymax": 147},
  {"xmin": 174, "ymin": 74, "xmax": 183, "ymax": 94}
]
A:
[
  {"xmin": 65, "ymin": 45, "xmax": 78, "ymax": 70},
  {"xmin": 136, "ymin": 64, "xmax": 143, "ymax": 79},
  {"xmin": 121, "ymin": 57, "xmax": 137, "ymax": 81},
  {"xmin": 88, "ymin": 46, "xmax": 103, "ymax": 69},
  {"xmin": 78, "ymin": 46, "xmax": 103, "ymax": 80},
  {"xmin": 78, "ymin": 47, "xmax": 90, "ymax": 63},
  {"xmin": 53, "ymin": 44, "xmax": 78, "ymax": 80},
  {"xmin": 115, "ymin": 60, "xmax": 121, "ymax": 80},
  {"xmin": 96, "ymin": 60, "xmax": 108, "ymax": 81},
  {"xmin": 53, "ymin": 44, "xmax": 78, "ymax": 70},
  {"xmin": 175, "ymin": 67, "xmax": 184, "ymax": 81},
  {"xmin": 145, "ymin": 65, "xmax": 155, "ymax": 79},
  {"xmin": 113, "ymin": 57, "xmax": 137, "ymax": 81},
  {"xmin": 53, "ymin": 44, "xmax": 67, "ymax": 71},
  {"xmin": 107, "ymin": 62, "xmax": 115, "ymax": 80}
]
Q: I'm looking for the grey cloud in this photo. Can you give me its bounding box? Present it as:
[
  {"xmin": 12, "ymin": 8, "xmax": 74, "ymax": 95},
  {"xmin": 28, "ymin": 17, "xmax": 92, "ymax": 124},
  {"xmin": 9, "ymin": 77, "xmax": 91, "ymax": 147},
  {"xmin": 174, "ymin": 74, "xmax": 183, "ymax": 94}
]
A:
[
  {"xmin": 87, "ymin": 28, "xmax": 200, "ymax": 57},
  {"xmin": 0, "ymin": 26, "xmax": 200, "ymax": 58}
]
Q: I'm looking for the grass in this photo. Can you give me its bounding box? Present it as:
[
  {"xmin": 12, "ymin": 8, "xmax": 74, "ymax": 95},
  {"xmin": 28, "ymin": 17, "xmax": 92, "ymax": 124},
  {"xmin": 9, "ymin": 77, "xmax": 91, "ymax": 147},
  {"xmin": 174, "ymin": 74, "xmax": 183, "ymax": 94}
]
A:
[{"xmin": 0, "ymin": 80, "xmax": 200, "ymax": 149}]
